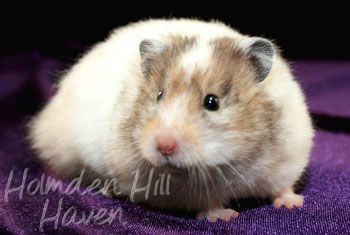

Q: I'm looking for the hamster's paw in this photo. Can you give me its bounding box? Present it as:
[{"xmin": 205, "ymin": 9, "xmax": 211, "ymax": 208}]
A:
[
  {"xmin": 273, "ymin": 188, "xmax": 304, "ymax": 209},
  {"xmin": 196, "ymin": 208, "xmax": 239, "ymax": 222}
]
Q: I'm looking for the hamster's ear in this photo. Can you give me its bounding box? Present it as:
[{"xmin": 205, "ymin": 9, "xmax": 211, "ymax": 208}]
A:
[
  {"xmin": 139, "ymin": 39, "xmax": 166, "ymax": 78},
  {"xmin": 238, "ymin": 37, "xmax": 274, "ymax": 82}
]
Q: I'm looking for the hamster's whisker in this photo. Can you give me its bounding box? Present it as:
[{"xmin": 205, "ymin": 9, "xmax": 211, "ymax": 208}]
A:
[
  {"xmin": 182, "ymin": 153, "xmax": 193, "ymax": 203},
  {"xmin": 203, "ymin": 164, "xmax": 221, "ymax": 202},
  {"xmin": 221, "ymin": 160, "xmax": 248, "ymax": 195},
  {"xmin": 222, "ymin": 160, "xmax": 243, "ymax": 182},
  {"xmin": 197, "ymin": 163, "xmax": 211, "ymax": 207},
  {"xmin": 215, "ymin": 166, "xmax": 229, "ymax": 185},
  {"xmin": 194, "ymin": 168, "xmax": 202, "ymax": 208},
  {"xmin": 193, "ymin": 167, "xmax": 198, "ymax": 195}
]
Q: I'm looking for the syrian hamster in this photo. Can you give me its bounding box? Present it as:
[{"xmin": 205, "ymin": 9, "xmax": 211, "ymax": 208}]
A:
[{"xmin": 29, "ymin": 18, "xmax": 314, "ymax": 222}]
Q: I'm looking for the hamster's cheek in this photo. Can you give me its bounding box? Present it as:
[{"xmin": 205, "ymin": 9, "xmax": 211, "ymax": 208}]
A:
[{"xmin": 198, "ymin": 129, "xmax": 241, "ymax": 166}]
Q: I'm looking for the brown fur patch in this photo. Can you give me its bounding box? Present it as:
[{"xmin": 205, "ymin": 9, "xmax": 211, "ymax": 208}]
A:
[{"xmin": 146, "ymin": 36, "xmax": 196, "ymax": 87}]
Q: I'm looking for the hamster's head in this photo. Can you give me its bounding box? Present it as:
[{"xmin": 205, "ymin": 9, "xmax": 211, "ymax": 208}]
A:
[{"xmin": 131, "ymin": 35, "xmax": 280, "ymax": 169}]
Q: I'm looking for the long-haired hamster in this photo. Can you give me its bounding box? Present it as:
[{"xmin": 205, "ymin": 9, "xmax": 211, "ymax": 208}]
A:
[{"xmin": 28, "ymin": 18, "xmax": 314, "ymax": 222}]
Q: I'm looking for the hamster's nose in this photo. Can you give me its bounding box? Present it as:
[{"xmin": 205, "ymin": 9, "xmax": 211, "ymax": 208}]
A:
[{"xmin": 156, "ymin": 134, "xmax": 178, "ymax": 157}]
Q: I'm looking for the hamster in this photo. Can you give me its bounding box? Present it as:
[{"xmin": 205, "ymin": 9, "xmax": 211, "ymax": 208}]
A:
[{"xmin": 28, "ymin": 18, "xmax": 314, "ymax": 222}]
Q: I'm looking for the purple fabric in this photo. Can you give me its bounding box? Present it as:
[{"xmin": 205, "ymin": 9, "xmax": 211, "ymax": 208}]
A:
[{"xmin": 0, "ymin": 52, "xmax": 350, "ymax": 234}]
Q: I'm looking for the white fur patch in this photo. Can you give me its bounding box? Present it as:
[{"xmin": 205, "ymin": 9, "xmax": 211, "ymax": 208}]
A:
[
  {"xmin": 160, "ymin": 93, "xmax": 188, "ymax": 126},
  {"xmin": 179, "ymin": 39, "xmax": 213, "ymax": 83}
]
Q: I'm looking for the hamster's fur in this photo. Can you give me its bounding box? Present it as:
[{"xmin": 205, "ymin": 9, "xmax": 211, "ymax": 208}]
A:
[{"xmin": 29, "ymin": 19, "xmax": 314, "ymax": 222}]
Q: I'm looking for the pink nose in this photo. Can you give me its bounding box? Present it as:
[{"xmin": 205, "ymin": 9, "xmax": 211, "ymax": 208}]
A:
[{"xmin": 156, "ymin": 134, "xmax": 178, "ymax": 157}]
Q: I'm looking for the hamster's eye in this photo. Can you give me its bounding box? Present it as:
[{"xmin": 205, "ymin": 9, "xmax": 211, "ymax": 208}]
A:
[
  {"xmin": 157, "ymin": 91, "xmax": 163, "ymax": 102},
  {"xmin": 203, "ymin": 94, "xmax": 219, "ymax": 111}
]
